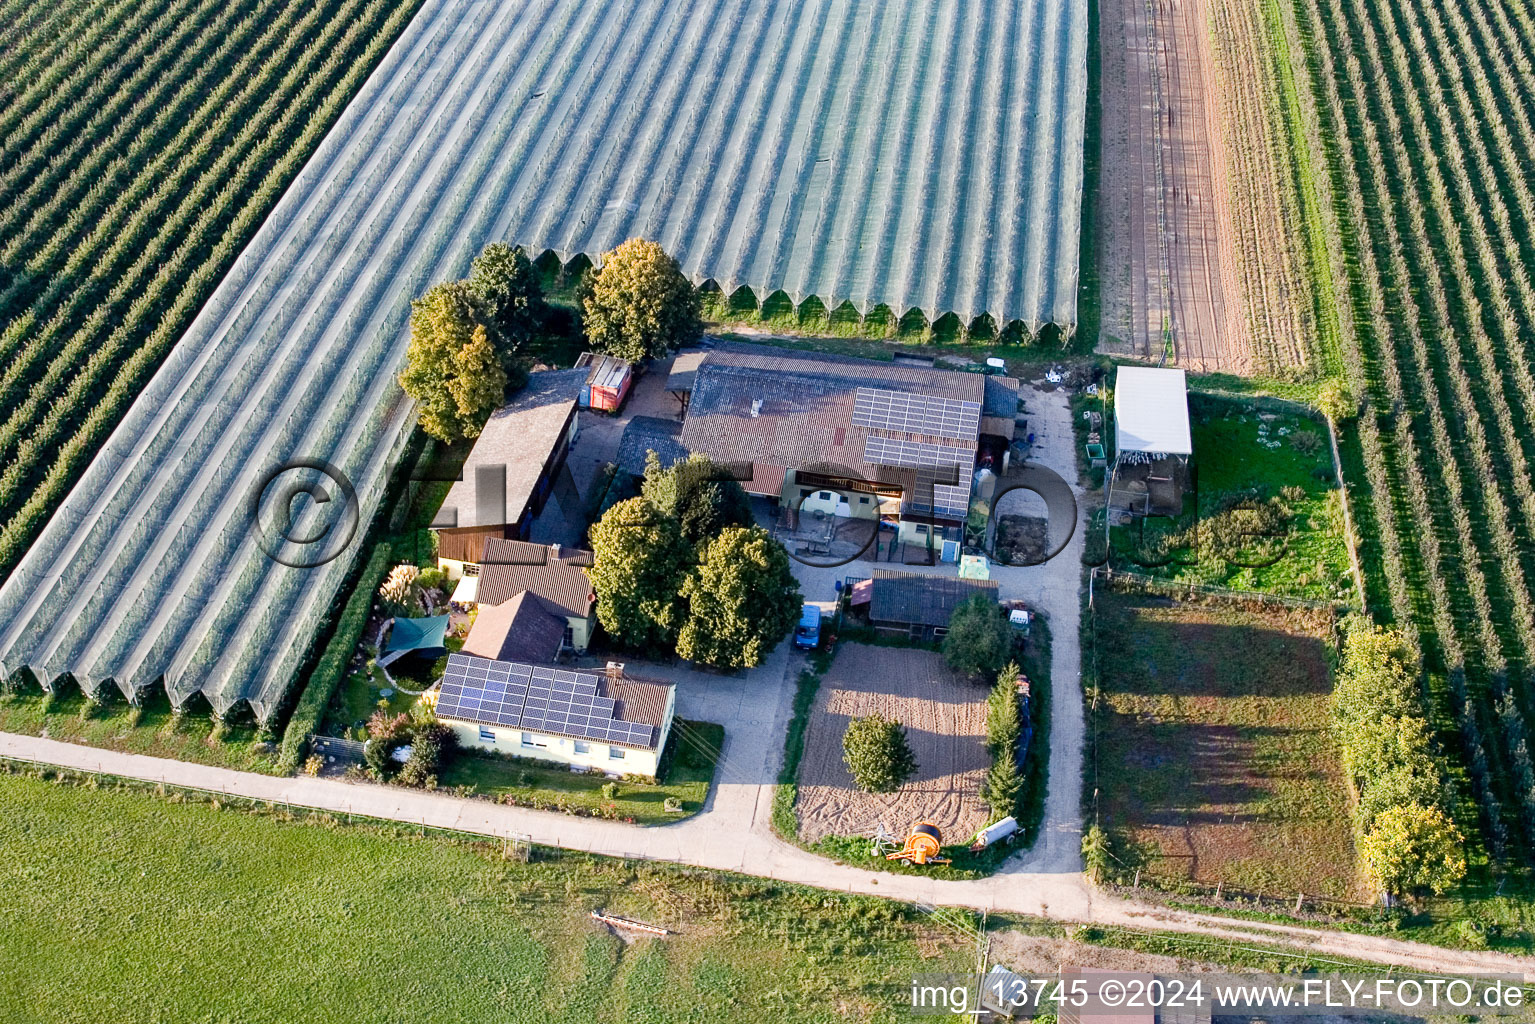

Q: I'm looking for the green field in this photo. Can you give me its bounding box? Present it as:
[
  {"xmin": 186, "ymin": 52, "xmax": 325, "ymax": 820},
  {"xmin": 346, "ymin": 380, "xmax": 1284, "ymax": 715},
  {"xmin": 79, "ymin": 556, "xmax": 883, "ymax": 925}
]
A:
[
  {"xmin": 0, "ymin": 769, "xmax": 973, "ymax": 1023},
  {"xmin": 1290, "ymin": 0, "xmax": 1535, "ymax": 861},
  {"xmin": 1088, "ymin": 586, "xmax": 1360, "ymax": 900},
  {"xmin": 1109, "ymin": 394, "xmax": 1352, "ymax": 601}
]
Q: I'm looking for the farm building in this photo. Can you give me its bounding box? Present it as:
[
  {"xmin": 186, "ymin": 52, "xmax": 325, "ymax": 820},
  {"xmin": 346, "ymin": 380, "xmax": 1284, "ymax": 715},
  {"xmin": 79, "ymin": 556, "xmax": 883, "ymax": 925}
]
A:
[
  {"xmin": 574, "ymin": 352, "xmax": 635, "ymax": 412},
  {"xmin": 859, "ymin": 569, "xmax": 1000, "ymax": 642},
  {"xmin": 434, "ymin": 654, "xmax": 675, "ymax": 777},
  {"xmin": 1111, "ymin": 366, "xmax": 1192, "ymax": 516},
  {"xmin": 616, "ymin": 416, "xmax": 688, "ymax": 479},
  {"xmin": 433, "ymin": 368, "xmax": 584, "ymax": 550},
  {"xmin": 676, "ymin": 344, "xmax": 1017, "ymax": 553},
  {"xmin": 450, "ymin": 539, "xmax": 598, "ymax": 653}
]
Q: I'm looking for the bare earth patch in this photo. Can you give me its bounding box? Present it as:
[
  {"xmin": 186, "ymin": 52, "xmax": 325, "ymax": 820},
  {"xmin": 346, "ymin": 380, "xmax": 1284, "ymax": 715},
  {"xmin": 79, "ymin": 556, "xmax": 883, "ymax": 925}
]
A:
[
  {"xmin": 796, "ymin": 644, "xmax": 989, "ymax": 844},
  {"xmin": 1091, "ymin": 589, "xmax": 1363, "ymax": 900}
]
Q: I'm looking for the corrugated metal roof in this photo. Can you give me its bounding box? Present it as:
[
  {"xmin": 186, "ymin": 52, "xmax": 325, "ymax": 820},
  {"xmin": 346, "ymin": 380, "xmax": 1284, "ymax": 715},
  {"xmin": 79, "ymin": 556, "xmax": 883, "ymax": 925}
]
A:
[
  {"xmin": 440, "ymin": 368, "xmax": 584, "ymax": 529},
  {"xmin": 1114, "ymin": 367, "xmax": 1192, "ymax": 455}
]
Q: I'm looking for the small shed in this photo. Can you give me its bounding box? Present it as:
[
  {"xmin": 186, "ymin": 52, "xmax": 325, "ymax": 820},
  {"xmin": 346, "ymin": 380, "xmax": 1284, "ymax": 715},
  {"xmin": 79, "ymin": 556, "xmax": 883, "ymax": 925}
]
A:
[
  {"xmin": 575, "ymin": 352, "xmax": 634, "ymax": 412},
  {"xmin": 1112, "ymin": 366, "xmax": 1193, "ymax": 517},
  {"xmin": 868, "ymin": 569, "xmax": 1000, "ymax": 643},
  {"xmin": 1113, "ymin": 366, "xmax": 1191, "ymax": 458}
]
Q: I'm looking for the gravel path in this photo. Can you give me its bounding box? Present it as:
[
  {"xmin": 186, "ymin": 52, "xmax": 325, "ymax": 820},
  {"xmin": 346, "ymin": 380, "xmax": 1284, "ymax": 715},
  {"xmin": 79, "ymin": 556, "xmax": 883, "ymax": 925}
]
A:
[{"xmin": 4, "ymin": 727, "xmax": 1531, "ymax": 978}]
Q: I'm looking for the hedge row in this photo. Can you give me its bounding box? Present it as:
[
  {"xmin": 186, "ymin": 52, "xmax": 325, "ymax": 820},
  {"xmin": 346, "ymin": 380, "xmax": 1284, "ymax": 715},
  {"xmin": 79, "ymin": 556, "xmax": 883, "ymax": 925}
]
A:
[{"xmin": 277, "ymin": 543, "xmax": 393, "ymax": 771}]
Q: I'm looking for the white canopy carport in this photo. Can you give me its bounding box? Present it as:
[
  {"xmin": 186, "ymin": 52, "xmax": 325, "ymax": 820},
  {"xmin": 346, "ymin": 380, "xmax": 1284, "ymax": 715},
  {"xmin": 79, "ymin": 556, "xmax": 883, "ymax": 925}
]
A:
[{"xmin": 1114, "ymin": 367, "xmax": 1192, "ymax": 456}]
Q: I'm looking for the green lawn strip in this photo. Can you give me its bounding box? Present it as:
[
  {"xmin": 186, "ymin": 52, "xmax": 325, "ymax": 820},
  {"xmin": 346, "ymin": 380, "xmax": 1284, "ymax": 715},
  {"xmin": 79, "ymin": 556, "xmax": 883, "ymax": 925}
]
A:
[
  {"xmin": 772, "ymin": 652, "xmax": 832, "ymax": 840},
  {"xmin": 437, "ymin": 720, "xmax": 724, "ymax": 826},
  {"xmin": 0, "ymin": 685, "xmax": 280, "ymax": 774},
  {"xmin": 1075, "ymin": 925, "xmax": 1424, "ymax": 974},
  {"xmin": 0, "ymin": 767, "xmax": 969, "ymax": 1023},
  {"xmin": 1109, "ymin": 393, "xmax": 1352, "ymax": 601},
  {"xmin": 1090, "ymin": 586, "xmax": 1360, "ymax": 901}
]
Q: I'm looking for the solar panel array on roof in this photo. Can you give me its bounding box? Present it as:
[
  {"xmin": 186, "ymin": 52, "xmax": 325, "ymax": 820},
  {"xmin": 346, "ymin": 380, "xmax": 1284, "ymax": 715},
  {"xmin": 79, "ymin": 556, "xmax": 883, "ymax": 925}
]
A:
[
  {"xmin": 909, "ymin": 468, "xmax": 973, "ymax": 519},
  {"xmin": 436, "ymin": 654, "xmax": 655, "ymax": 747},
  {"xmin": 863, "ymin": 435, "xmax": 975, "ymax": 470},
  {"xmin": 851, "ymin": 387, "xmax": 982, "ymax": 442}
]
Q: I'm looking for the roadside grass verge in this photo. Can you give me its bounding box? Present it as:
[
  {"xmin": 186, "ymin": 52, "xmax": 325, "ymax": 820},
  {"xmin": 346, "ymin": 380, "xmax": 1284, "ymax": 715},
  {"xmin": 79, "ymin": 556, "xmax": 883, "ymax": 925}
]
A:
[
  {"xmin": 0, "ymin": 684, "xmax": 280, "ymax": 774},
  {"xmin": 0, "ymin": 766, "xmax": 972, "ymax": 1022},
  {"xmin": 438, "ymin": 720, "xmax": 724, "ymax": 826}
]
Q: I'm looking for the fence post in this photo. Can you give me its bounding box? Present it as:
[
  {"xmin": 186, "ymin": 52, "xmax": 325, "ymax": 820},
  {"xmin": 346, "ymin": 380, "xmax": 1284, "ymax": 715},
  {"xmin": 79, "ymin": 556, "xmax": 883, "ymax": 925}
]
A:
[
  {"xmin": 1132, "ymin": 868, "xmax": 1140, "ymax": 889},
  {"xmin": 1294, "ymin": 892, "xmax": 1303, "ymax": 914}
]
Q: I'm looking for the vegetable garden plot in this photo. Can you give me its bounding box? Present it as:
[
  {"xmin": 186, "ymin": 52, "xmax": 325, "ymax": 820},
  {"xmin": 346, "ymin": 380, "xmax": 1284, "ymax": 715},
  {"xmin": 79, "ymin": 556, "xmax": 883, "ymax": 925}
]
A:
[{"xmin": 0, "ymin": 0, "xmax": 1087, "ymax": 722}]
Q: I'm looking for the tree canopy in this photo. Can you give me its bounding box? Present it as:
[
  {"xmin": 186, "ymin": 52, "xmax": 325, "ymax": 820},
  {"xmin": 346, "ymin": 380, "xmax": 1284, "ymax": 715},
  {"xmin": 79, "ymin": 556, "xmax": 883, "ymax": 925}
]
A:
[
  {"xmin": 1359, "ymin": 802, "xmax": 1466, "ymax": 897},
  {"xmin": 467, "ymin": 242, "xmax": 544, "ymax": 356},
  {"xmin": 581, "ymin": 238, "xmax": 701, "ymax": 361},
  {"xmin": 941, "ymin": 593, "xmax": 1013, "ymax": 680},
  {"xmin": 677, "ymin": 525, "xmax": 801, "ymax": 669},
  {"xmin": 398, "ymin": 281, "xmax": 508, "ymax": 441},
  {"xmin": 586, "ymin": 498, "xmax": 691, "ymax": 652},
  {"xmin": 842, "ymin": 714, "xmax": 917, "ymax": 793},
  {"xmin": 641, "ymin": 451, "xmax": 752, "ymax": 543}
]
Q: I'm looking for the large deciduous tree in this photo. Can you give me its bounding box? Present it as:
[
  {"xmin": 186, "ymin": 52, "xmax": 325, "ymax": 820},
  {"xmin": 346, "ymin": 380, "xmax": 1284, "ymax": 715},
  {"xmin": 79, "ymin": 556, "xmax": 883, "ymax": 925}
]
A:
[
  {"xmin": 586, "ymin": 497, "xmax": 691, "ymax": 652},
  {"xmin": 581, "ymin": 238, "xmax": 701, "ymax": 361},
  {"xmin": 676, "ymin": 525, "xmax": 801, "ymax": 669},
  {"xmin": 1359, "ymin": 802, "xmax": 1466, "ymax": 898},
  {"xmin": 941, "ymin": 592, "xmax": 1013, "ymax": 680},
  {"xmin": 641, "ymin": 451, "xmax": 752, "ymax": 543},
  {"xmin": 398, "ymin": 281, "xmax": 507, "ymax": 441},
  {"xmin": 466, "ymin": 242, "xmax": 544, "ymax": 357}
]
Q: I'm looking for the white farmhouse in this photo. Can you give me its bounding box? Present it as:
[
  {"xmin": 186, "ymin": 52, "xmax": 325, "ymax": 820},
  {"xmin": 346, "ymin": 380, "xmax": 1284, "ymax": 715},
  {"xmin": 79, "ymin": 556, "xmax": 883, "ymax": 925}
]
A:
[{"xmin": 434, "ymin": 654, "xmax": 675, "ymax": 778}]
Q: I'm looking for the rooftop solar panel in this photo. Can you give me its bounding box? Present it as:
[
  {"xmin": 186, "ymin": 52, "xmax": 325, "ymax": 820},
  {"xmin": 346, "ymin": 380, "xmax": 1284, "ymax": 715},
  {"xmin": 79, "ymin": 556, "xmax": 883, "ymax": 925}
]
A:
[
  {"xmin": 851, "ymin": 387, "xmax": 982, "ymax": 442},
  {"xmin": 435, "ymin": 653, "xmax": 666, "ymax": 749},
  {"xmin": 863, "ymin": 435, "xmax": 974, "ymax": 469}
]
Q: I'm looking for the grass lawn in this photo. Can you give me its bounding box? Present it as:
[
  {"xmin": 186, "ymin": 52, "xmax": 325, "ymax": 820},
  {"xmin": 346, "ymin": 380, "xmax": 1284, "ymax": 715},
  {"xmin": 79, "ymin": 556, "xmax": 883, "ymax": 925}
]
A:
[
  {"xmin": 1089, "ymin": 587, "xmax": 1361, "ymax": 900},
  {"xmin": 1109, "ymin": 394, "xmax": 1353, "ymax": 601},
  {"xmin": 0, "ymin": 769, "xmax": 972, "ymax": 1023},
  {"xmin": 439, "ymin": 720, "xmax": 725, "ymax": 826},
  {"xmin": 0, "ymin": 686, "xmax": 282, "ymax": 775}
]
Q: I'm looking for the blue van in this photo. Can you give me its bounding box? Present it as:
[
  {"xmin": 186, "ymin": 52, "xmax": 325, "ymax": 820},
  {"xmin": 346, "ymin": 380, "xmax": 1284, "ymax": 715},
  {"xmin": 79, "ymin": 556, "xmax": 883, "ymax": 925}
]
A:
[{"xmin": 793, "ymin": 603, "xmax": 822, "ymax": 650}]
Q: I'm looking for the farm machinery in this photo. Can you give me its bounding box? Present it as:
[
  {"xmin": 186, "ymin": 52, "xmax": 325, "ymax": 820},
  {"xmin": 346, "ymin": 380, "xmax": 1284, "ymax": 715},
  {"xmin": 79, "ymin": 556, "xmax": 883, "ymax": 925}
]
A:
[{"xmin": 886, "ymin": 821, "xmax": 951, "ymax": 865}]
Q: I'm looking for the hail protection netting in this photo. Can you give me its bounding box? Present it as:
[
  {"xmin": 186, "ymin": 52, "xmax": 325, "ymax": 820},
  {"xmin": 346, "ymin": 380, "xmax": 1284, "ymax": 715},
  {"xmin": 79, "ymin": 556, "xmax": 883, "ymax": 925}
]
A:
[{"xmin": 0, "ymin": 0, "xmax": 1087, "ymax": 717}]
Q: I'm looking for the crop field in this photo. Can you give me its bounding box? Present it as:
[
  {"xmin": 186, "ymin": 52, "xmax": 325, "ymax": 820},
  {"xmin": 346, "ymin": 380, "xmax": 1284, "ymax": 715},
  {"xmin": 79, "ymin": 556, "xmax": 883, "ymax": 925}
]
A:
[
  {"xmin": 0, "ymin": 0, "xmax": 420, "ymax": 576},
  {"xmin": 1294, "ymin": 0, "xmax": 1535, "ymax": 861},
  {"xmin": 0, "ymin": 769, "xmax": 972, "ymax": 1022},
  {"xmin": 0, "ymin": 0, "xmax": 1085, "ymax": 722},
  {"xmin": 1088, "ymin": 589, "xmax": 1360, "ymax": 900},
  {"xmin": 1097, "ymin": 0, "xmax": 1328, "ymax": 374},
  {"xmin": 796, "ymin": 645, "xmax": 989, "ymax": 844}
]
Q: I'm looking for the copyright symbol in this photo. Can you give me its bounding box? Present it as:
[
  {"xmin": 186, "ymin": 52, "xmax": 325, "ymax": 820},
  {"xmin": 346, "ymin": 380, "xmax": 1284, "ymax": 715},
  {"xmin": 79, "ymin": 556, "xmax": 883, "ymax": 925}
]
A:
[
  {"xmin": 248, "ymin": 458, "xmax": 360, "ymax": 568},
  {"xmin": 1100, "ymin": 980, "xmax": 1125, "ymax": 1007}
]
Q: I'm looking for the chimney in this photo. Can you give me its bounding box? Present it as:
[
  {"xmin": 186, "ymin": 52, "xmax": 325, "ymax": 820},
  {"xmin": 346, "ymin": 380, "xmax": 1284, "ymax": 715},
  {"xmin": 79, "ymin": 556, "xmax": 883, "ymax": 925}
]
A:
[
  {"xmin": 750, "ymin": 398, "xmax": 762, "ymax": 418},
  {"xmin": 548, "ymin": 542, "xmax": 561, "ymax": 561},
  {"xmin": 605, "ymin": 661, "xmax": 625, "ymax": 681}
]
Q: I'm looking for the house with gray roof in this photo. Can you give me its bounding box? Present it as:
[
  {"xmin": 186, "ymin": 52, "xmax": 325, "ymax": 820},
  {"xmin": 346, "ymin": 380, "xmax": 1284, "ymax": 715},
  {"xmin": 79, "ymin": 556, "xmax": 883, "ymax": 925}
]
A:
[
  {"xmin": 433, "ymin": 654, "xmax": 675, "ymax": 777},
  {"xmin": 433, "ymin": 368, "xmax": 585, "ymax": 563}
]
